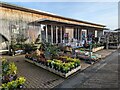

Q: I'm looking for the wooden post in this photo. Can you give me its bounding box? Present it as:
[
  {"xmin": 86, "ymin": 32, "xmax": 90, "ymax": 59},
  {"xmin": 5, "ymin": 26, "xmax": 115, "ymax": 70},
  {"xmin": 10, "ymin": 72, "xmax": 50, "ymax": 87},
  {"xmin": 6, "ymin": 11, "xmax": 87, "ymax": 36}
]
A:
[
  {"xmin": 51, "ymin": 25, "xmax": 53, "ymax": 44},
  {"xmin": 46, "ymin": 24, "xmax": 48, "ymax": 42},
  {"xmin": 78, "ymin": 28, "xmax": 79, "ymax": 41},
  {"xmin": 78, "ymin": 28, "xmax": 80, "ymax": 41},
  {"xmin": 56, "ymin": 26, "xmax": 58, "ymax": 44},
  {"xmin": 75, "ymin": 28, "xmax": 77, "ymax": 39},
  {"xmin": 39, "ymin": 25, "xmax": 42, "ymax": 42},
  {"xmin": 60, "ymin": 26, "xmax": 62, "ymax": 43},
  {"xmin": 106, "ymin": 34, "xmax": 109, "ymax": 49}
]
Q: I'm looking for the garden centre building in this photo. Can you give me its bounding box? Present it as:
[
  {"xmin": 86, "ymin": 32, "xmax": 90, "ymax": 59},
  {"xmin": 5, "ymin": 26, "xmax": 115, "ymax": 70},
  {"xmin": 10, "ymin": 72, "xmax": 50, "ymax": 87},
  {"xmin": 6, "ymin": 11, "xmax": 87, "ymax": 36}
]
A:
[{"xmin": 0, "ymin": 2, "xmax": 106, "ymax": 51}]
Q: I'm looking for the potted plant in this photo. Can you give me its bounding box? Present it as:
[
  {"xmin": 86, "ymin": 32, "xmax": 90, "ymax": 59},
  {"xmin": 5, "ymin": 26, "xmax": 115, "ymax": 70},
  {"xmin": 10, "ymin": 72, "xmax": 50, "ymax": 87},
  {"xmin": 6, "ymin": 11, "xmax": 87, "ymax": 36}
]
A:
[
  {"xmin": 7, "ymin": 62, "xmax": 17, "ymax": 75},
  {"xmin": 62, "ymin": 66, "xmax": 69, "ymax": 73},
  {"xmin": 1, "ymin": 57, "xmax": 26, "ymax": 90},
  {"xmin": 69, "ymin": 62, "xmax": 75, "ymax": 69},
  {"xmin": 47, "ymin": 60, "xmax": 52, "ymax": 67},
  {"xmin": 72, "ymin": 58, "xmax": 80, "ymax": 67},
  {"xmin": 1, "ymin": 77, "xmax": 26, "ymax": 90},
  {"xmin": 45, "ymin": 44, "xmax": 60, "ymax": 59},
  {"xmin": 7, "ymin": 62, "xmax": 17, "ymax": 81},
  {"xmin": 16, "ymin": 77, "xmax": 26, "ymax": 88},
  {"xmin": 2, "ymin": 58, "xmax": 10, "ymax": 83}
]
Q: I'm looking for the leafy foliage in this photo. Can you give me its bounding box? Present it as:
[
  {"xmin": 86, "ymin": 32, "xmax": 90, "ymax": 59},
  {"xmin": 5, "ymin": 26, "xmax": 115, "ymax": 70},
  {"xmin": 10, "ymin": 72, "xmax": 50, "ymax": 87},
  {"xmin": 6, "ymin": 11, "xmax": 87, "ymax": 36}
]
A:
[
  {"xmin": 35, "ymin": 34, "xmax": 41, "ymax": 44},
  {"xmin": 36, "ymin": 42, "xmax": 60, "ymax": 59},
  {"xmin": 1, "ymin": 77, "xmax": 26, "ymax": 90},
  {"xmin": 2, "ymin": 58, "xmax": 9, "ymax": 75},
  {"xmin": 1, "ymin": 57, "xmax": 26, "ymax": 90},
  {"xmin": 46, "ymin": 44, "xmax": 60, "ymax": 59},
  {"xmin": 92, "ymin": 43, "xmax": 102, "ymax": 48},
  {"xmin": 23, "ymin": 43, "xmax": 37, "ymax": 53},
  {"xmin": 2, "ymin": 58, "xmax": 17, "ymax": 76},
  {"xmin": 7, "ymin": 62, "xmax": 17, "ymax": 75},
  {"xmin": 47, "ymin": 57, "xmax": 80, "ymax": 73}
]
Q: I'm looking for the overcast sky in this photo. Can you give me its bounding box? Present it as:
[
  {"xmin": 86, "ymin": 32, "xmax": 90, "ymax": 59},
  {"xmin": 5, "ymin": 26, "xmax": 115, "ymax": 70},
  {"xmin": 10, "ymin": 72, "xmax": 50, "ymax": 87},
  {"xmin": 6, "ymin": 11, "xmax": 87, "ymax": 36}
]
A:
[{"xmin": 1, "ymin": 0, "xmax": 119, "ymax": 30}]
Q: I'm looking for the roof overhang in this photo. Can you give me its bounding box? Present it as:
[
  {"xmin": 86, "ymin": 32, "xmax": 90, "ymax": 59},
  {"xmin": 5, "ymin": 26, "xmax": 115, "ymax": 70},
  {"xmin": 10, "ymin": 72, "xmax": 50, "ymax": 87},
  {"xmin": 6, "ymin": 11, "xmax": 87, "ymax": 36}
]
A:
[{"xmin": 28, "ymin": 19, "xmax": 105, "ymax": 29}]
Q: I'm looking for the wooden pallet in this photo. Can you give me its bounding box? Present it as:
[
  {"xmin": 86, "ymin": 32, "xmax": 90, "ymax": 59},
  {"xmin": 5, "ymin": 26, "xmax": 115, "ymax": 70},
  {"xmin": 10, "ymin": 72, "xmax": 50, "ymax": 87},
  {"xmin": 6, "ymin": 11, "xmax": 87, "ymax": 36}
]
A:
[{"xmin": 25, "ymin": 59, "xmax": 81, "ymax": 78}]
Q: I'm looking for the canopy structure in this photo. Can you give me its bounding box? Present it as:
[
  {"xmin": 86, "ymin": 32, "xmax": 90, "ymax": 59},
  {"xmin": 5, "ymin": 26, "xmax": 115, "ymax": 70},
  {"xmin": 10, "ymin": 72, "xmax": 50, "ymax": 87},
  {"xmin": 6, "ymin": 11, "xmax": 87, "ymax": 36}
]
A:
[{"xmin": 28, "ymin": 18, "xmax": 106, "ymax": 29}]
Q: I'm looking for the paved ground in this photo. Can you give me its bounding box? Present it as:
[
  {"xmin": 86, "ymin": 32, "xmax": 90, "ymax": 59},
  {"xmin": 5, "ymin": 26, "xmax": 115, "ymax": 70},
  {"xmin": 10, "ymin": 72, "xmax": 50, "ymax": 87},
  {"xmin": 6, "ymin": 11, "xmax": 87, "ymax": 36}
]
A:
[
  {"xmin": 55, "ymin": 50, "xmax": 119, "ymax": 88},
  {"xmin": 3, "ymin": 55, "xmax": 64, "ymax": 88},
  {"xmin": 0, "ymin": 56, "xmax": 2, "ymax": 86},
  {"xmin": 1, "ymin": 55, "xmax": 91, "ymax": 88},
  {"xmin": 95, "ymin": 49, "xmax": 116, "ymax": 59},
  {"xmin": 1, "ymin": 49, "xmax": 118, "ymax": 89}
]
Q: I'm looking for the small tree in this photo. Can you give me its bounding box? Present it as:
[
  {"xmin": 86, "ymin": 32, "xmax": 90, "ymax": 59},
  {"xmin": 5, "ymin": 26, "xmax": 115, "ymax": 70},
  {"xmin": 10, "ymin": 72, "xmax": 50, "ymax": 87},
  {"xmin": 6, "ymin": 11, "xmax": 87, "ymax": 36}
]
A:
[
  {"xmin": 45, "ymin": 44, "xmax": 60, "ymax": 59},
  {"xmin": 35, "ymin": 34, "xmax": 41, "ymax": 44}
]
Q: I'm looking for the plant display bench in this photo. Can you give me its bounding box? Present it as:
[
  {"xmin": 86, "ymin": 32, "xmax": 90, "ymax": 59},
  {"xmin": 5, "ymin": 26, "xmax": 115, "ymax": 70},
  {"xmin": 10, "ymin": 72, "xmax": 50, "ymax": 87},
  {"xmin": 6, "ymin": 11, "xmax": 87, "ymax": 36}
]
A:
[
  {"xmin": 92, "ymin": 46, "xmax": 104, "ymax": 52},
  {"xmin": 10, "ymin": 50, "xmax": 24, "ymax": 56},
  {"xmin": 75, "ymin": 50, "xmax": 102, "ymax": 62},
  {"xmin": 25, "ymin": 59, "xmax": 81, "ymax": 78}
]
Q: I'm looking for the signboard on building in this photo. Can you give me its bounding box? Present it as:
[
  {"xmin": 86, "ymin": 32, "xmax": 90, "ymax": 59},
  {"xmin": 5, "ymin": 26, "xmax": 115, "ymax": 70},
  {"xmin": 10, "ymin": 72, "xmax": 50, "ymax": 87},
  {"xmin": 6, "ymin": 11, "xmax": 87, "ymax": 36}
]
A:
[{"xmin": 11, "ymin": 24, "xmax": 19, "ymax": 34}]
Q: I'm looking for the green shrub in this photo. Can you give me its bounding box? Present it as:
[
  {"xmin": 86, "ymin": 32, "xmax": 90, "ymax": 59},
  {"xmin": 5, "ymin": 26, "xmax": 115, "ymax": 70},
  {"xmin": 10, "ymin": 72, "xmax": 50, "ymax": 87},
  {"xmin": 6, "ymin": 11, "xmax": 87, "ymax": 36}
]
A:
[
  {"xmin": 62, "ymin": 66, "xmax": 69, "ymax": 73},
  {"xmin": 72, "ymin": 58, "xmax": 80, "ymax": 66},
  {"xmin": 1, "ymin": 77, "xmax": 26, "ymax": 90},
  {"xmin": 1, "ymin": 57, "xmax": 26, "ymax": 90},
  {"xmin": 46, "ymin": 56, "xmax": 81, "ymax": 73},
  {"xmin": 2, "ymin": 58, "xmax": 9, "ymax": 75},
  {"xmin": 7, "ymin": 62, "xmax": 17, "ymax": 75}
]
